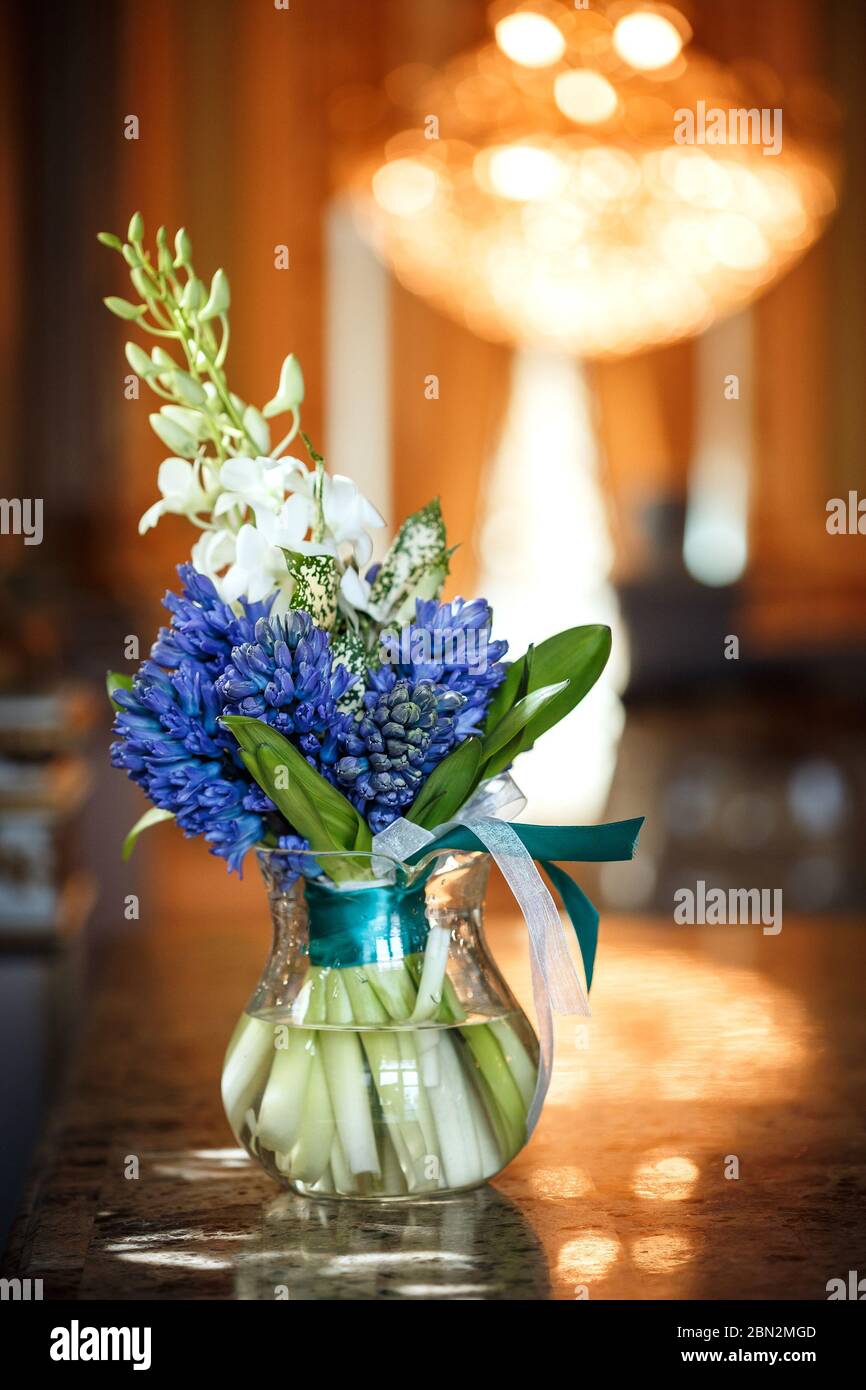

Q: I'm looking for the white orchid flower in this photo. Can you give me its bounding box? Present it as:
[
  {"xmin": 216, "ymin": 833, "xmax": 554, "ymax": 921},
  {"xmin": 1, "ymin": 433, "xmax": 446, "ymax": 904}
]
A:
[
  {"xmin": 338, "ymin": 564, "xmax": 374, "ymax": 613},
  {"xmin": 138, "ymin": 458, "xmax": 217, "ymax": 535},
  {"xmin": 218, "ymin": 525, "xmax": 291, "ymax": 607},
  {"xmin": 213, "ymin": 454, "xmax": 307, "ymax": 520},
  {"xmin": 281, "ymin": 465, "xmax": 385, "ymax": 567},
  {"xmin": 254, "ymin": 492, "xmax": 315, "ymax": 548},
  {"xmin": 219, "ymin": 498, "xmax": 330, "ymax": 613},
  {"xmin": 323, "ymin": 474, "xmax": 385, "ymax": 567},
  {"xmin": 189, "ymin": 527, "xmax": 237, "ymax": 599}
]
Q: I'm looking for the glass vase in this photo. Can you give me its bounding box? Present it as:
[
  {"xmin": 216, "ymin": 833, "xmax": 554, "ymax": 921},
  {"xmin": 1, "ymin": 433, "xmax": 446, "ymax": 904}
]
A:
[{"xmin": 222, "ymin": 848, "xmax": 539, "ymax": 1200}]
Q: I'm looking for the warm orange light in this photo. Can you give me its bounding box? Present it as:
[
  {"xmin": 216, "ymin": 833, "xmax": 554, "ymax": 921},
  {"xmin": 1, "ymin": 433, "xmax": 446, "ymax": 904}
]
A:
[
  {"xmin": 630, "ymin": 1234, "xmax": 694, "ymax": 1273},
  {"xmin": 632, "ymin": 1154, "xmax": 700, "ymax": 1201},
  {"xmin": 613, "ymin": 10, "xmax": 684, "ymax": 71},
  {"xmin": 556, "ymin": 1232, "xmax": 621, "ymax": 1282},
  {"xmin": 494, "ymin": 11, "xmax": 566, "ymax": 68},
  {"xmin": 554, "ymin": 70, "xmax": 619, "ymax": 125},
  {"xmin": 372, "ymin": 159, "xmax": 437, "ymax": 216},
  {"xmin": 482, "ymin": 144, "xmax": 566, "ymax": 201}
]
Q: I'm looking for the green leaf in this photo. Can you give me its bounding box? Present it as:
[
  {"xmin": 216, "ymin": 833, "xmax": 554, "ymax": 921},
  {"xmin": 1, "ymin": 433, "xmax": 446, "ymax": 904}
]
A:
[
  {"xmin": 122, "ymin": 807, "xmax": 174, "ymax": 861},
  {"xmin": 97, "ymin": 231, "xmax": 123, "ymax": 251},
  {"xmin": 367, "ymin": 497, "xmax": 448, "ymax": 623},
  {"xmin": 250, "ymin": 746, "xmax": 368, "ymax": 883},
  {"xmin": 300, "ymin": 430, "xmax": 323, "ymax": 465},
  {"xmin": 406, "ymin": 737, "xmax": 483, "ymax": 830},
  {"xmin": 484, "ymin": 624, "xmax": 611, "ymax": 757},
  {"xmin": 106, "ymin": 670, "xmax": 133, "ymax": 711},
  {"xmin": 253, "ymin": 746, "xmax": 341, "ymax": 853},
  {"xmin": 516, "ymin": 643, "xmax": 534, "ymax": 702},
  {"xmin": 487, "ymin": 643, "xmax": 536, "ymax": 774},
  {"xmin": 481, "ymin": 681, "xmax": 569, "ymax": 776},
  {"xmin": 330, "ymin": 630, "xmax": 367, "ymax": 712},
  {"xmin": 407, "ymin": 788, "xmax": 447, "ymax": 830},
  {"xmin": 282, "ymin": 550, "xmax": 339, "ymax": 630},
  {"xmin": 221, "ymin": 716, "xmax": 371, "ymax": 852}
]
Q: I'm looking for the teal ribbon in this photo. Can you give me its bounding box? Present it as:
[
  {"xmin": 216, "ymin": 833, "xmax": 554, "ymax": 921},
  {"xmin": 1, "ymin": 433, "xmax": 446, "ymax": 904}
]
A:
[
  {"xmin": 406, "ymin": 817, "xmax": 644, "ymax": 990},
  {"xmin": 304, "ymin": 878, "xmax": 429, "ymax": 969},
  {"xmin": 302, "ymin": 817, "xmax": 644, "ymax": 986}
]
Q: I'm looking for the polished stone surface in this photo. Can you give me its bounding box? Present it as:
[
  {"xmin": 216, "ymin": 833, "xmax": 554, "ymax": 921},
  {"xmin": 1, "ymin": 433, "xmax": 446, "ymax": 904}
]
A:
[{"xmin": 4, "ymin": 900, "xmax": 864, "ymax": 1300}]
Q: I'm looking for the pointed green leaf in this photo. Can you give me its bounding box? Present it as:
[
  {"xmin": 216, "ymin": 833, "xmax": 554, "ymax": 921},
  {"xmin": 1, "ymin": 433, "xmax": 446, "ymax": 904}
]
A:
[
  {"xmin": 122, "ymin": 807, "xmax": 174, "ymax": 861},
  {"xmin": 406, "ymin": 736, "xmax": 483, "ymax": 830},
  {"xmin": 481, "ymin": 680, "xmax": 569, "ymax": 776},
  {"xmin": 253, "ymin": 746, "xmax": 340, "ymax": 852},
  {"xmin": 484, "ymin": 624, "xmax": 611, "ymax": 757},
  {"xmin": 221, "ymin": 715, "xmax": 370, "ymax": 852},
  {"xmin": 299, "ymin": 430, "xmax": 323, "ymax": 464},
  {"xmin": 106, "ymin": 671, "xmax": 133, "ymax": 711},
  {"xmin": 252, "ymin": 747, "xmax": 368, "ymax": 882}
]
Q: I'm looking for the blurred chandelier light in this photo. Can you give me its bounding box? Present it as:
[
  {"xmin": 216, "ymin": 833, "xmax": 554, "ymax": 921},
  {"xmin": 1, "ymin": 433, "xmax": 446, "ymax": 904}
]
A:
[
  {"xmin": 345, "ymin": 0, "xmax": 839, "ymax": 358},
  {"xmin": 612, "ymin": 8, "xmax": 685, "ymax": 72},
  {"xmin": 495, "ymin": 10, "xmax": 566, "ymax": 67}
]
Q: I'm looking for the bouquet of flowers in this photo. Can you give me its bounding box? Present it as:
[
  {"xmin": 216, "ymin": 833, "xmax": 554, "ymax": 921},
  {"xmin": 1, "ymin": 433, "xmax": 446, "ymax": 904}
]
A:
[{"xmin": 102, "ymin": 215, "xmax": 632, "ymax": 1198}]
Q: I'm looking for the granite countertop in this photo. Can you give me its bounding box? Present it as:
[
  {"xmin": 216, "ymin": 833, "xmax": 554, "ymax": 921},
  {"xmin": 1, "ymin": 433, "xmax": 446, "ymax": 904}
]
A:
[{"xmin": 4, "ymin": 900, "xmax": 864, "ymax": 1300}]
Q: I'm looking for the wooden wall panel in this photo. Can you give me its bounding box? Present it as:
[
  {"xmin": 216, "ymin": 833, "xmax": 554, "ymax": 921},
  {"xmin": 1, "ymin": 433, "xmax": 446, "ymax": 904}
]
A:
[{"xmin": 391, "ymin": 284, "xmax": 512, "ymax": 598}]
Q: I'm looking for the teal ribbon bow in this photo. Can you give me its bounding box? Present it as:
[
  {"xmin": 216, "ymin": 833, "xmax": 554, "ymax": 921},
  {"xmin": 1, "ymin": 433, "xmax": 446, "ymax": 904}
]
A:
[{"xmin": 406, "ymin": 817, "xmax": 644, "ymax": 990}]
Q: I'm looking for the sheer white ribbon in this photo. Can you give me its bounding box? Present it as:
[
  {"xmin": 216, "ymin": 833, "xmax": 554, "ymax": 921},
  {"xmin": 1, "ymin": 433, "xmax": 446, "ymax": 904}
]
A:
[{"xmin": 372, "ymin": 773, "xmax": 590, "ymax": 1135}]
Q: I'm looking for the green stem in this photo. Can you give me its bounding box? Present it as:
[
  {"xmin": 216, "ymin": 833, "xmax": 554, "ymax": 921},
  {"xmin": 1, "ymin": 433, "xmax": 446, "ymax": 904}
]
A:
[
  {"xmin": 320, "ymin": 972, "xmax": 381, "ymax": 1177},
  {"xmin": 289, "ymin": 1041, "xmax": 335, "ymax": 1185}
]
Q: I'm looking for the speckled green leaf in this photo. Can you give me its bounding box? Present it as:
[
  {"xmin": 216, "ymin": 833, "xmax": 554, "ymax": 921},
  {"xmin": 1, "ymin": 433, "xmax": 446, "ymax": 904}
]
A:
[
  {"xmin": 368, "ymin": 498, "xmax": 448, "ymax": 623},
  {"xmin": 283, "ymin": 550, "xmax": 339, "ymax": 630}
]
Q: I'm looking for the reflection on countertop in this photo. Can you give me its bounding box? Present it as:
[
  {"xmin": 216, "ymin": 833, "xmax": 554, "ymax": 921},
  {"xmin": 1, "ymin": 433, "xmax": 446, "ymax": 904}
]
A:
[
  {"xmin": 3, "ymin": 879, "xmax": 864, "ymax": 1300},
  {"xmin": 238, "ymin": 1186, "xmax": 549, "ymax": 1300}
]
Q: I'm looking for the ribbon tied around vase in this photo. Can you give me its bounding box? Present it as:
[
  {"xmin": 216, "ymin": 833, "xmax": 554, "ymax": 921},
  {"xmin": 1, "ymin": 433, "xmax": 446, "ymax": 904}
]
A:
[{"xmin": 372, "ymin": 774, "xmax": 644, "ymax": 1134}]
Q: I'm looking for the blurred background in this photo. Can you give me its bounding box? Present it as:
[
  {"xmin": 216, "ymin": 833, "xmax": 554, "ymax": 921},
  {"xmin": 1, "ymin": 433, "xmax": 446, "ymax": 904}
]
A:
[{"xmin": 1, "ymin": 0, "xmax": 864, "ymax": 1244}]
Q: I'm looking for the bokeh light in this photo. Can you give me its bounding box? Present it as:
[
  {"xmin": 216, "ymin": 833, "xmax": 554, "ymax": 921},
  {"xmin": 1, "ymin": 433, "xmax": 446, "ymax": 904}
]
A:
[
  {"xmin": 554, "ymin": 69, "xmax": 619, "ymax": 125},
  {"xmin": 613, "ymin": 10, "xmax": 685, "ymax": 72},
  {"xmin": 494, "ymin": 11, "xmax": 566, "ymax": 68}
]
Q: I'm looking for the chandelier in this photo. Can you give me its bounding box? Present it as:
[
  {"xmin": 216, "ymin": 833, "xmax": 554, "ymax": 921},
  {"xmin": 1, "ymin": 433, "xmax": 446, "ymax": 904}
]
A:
[{"xmin": 344, "ymin": 1, "xmax": 839, "ymax": 358}]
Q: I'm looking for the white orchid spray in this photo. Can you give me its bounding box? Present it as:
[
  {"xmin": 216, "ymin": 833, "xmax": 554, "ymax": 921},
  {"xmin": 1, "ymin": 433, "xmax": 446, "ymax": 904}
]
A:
[{"xmin": 101, "ymin": 213, "xmax": 385, "ymax": 624}]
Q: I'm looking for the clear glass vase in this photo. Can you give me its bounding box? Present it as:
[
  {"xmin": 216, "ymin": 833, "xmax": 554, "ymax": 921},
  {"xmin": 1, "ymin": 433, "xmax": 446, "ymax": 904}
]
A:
[{"xmin": 222, "ymin": 848, "xmax": 539, "ymax": 1200}]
